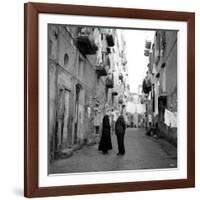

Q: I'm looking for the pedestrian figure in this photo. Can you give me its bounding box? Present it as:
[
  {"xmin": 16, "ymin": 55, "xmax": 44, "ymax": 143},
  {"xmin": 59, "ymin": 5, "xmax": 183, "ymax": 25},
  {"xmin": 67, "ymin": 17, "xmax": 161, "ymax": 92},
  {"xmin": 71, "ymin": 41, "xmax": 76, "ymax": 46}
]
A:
[
  {"xmin": 115, "ymin": 114, "xmax": 126, "ymax": 155},
  {"xmin": 98, "ymin": 115, "xmax": 112, "ymax": 154},
  {"xmin": 94, "ymin": 110, "xmax": 101, "ymax": 135}
]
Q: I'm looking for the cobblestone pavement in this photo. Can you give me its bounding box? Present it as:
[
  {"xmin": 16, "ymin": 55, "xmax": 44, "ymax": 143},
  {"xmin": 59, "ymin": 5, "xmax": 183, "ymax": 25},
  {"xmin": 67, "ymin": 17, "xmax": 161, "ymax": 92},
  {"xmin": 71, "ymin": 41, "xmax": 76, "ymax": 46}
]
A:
[{"xmin": 49, "ymin": 128, "xmax": 177, "ymax": 174}]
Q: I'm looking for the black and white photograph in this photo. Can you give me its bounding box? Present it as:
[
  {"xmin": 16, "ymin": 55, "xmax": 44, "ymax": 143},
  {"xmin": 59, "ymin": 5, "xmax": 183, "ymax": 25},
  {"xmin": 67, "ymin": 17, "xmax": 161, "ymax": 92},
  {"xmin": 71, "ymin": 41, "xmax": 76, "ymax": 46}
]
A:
[{"xmin": 48, "ymin": 24, "xmax": 178, "ymax": 174}]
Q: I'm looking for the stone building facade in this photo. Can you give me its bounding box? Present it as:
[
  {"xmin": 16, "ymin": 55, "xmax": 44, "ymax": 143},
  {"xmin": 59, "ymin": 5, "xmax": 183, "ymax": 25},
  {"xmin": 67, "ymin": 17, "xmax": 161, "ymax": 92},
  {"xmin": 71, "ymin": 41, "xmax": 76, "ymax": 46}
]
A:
[
  {"xmin": 143, "ymin": 30, "xmax": 177, "ymax": 145},
  {"xmin": 48, "ymin": 25, "xmax": 128, "ymax": 163}
]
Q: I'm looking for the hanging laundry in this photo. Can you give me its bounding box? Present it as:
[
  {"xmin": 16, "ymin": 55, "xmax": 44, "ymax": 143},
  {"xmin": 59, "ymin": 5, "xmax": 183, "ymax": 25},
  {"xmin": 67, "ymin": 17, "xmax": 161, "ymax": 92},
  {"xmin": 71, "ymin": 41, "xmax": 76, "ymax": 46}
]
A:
[
  {"xmin": 170, "ymin": 112, "xmax": 177, "ymax": 128},
  {"xmin": 101, "ymin": 34, "xmax": 108, "ymax": 53},
  {"xmin": 164, "ymin": 109, "xmax": 177, "ymax": 128},
  {"xmin": 164, "ymin": 109, "xmax": 170, "ymax": 126}
]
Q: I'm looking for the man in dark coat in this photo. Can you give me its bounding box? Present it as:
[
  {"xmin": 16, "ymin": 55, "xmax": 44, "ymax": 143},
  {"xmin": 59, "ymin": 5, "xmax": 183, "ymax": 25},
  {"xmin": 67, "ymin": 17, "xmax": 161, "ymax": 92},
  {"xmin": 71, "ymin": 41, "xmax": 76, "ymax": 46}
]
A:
[
  {"xmin": 115, "ymin": 114, "xmax": 126, "ymax": 155},
  {"xmin": 98, "ymin": 115, "xmax": 112, "ymax": 154}
]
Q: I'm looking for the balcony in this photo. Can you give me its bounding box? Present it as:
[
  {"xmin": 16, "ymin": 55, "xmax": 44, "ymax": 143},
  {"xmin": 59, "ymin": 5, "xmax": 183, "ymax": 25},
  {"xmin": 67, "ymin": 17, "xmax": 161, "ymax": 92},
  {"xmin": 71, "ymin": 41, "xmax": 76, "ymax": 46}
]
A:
[
  {"xmin": 145, "ymin": 40, "xmax": 152, "ymax": 49},
  {"xmin": 112, "ymin": 91, "xmax": 118, "ymax": 96},
  {"xmin": 144, "ymin": 49, "xmax": 150, "ymax": 57},
  {"xmin": 118, "ymin": 98, "xmax": 123, "ymax": 104},
  {"xmin": 156, "ymin": 73, "xmax": 160, "ymax": 78},
  {"xmin": 106, "ymin": 34, "xmax": 115, "ymax": 47},
  {"xmin": 147, "ymin": 63, "xmax": 153, "ymax": 74},
  {"xmin": 107, "ymin": 47, "xmax": 111, "ymax": 54},
  {"xmin": 106, "ymin": 74, "xmax": 114, "ymax": 88},
  {"xmin": 119, "ymin": 73, "xmax": 123, "ymax": 81},
  {"xmin": 121, "ymin": 55, "xmax": 127, "ymax": 65},
  {"xmin": 142, "ymin": 78, "xmax": 152, "ymax": 94},
  {"xmin": 96, "ymin": 53, "xmax": 110, "ymax": 77},
  {"xmin": 96, "ymin": 64, "xmax": 107, "ymax": 77},
  {"xmin": 76, "ymin": 28, "xmax": 98, "ymax": 55}
]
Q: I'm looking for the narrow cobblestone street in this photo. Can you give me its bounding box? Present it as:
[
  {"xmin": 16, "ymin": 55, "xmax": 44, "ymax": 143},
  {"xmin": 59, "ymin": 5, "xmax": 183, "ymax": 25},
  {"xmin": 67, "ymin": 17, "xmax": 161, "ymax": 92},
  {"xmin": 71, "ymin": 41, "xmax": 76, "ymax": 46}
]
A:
[{"xmin": 50, "ymin": 128, "xmax": 177, "ymax": 174}]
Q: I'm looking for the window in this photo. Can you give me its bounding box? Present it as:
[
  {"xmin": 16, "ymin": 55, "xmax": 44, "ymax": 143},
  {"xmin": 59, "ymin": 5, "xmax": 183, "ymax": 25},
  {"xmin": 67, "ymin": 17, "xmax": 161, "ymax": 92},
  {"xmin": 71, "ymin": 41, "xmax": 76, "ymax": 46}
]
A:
[{"xmin": 78, "ymin": 57, "xmax": 84, "ymax": 78}]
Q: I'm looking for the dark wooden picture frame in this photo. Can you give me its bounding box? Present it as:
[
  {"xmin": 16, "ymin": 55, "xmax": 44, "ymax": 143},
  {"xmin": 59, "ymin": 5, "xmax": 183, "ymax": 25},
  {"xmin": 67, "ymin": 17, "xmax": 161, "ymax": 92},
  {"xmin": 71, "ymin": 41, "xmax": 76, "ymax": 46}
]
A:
[{"xmin": 24, "ymin": 2, "xmax": 195, "ymax": 198}]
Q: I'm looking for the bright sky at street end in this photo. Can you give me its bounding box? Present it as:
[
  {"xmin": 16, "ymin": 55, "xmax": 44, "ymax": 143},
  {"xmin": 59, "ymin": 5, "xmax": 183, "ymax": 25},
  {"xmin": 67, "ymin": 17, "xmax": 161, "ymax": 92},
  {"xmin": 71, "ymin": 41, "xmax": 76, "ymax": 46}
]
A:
[{"xmin": 122, "ymin": 29, "xmax": 155, "ymax": 93}]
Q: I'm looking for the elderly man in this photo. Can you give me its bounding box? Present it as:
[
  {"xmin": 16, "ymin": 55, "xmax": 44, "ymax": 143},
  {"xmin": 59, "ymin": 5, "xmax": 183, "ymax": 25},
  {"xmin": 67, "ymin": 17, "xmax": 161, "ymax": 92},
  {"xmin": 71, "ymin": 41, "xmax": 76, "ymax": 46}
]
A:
[{"xmin": 115, "ymin": 113, "xmax": 126, "ymax": 155}]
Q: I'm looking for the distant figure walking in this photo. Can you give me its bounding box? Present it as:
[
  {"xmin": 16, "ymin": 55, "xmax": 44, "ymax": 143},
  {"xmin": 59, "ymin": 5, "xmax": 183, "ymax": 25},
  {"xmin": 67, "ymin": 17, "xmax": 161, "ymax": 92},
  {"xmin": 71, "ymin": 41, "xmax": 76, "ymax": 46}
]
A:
[
  {"xmin": 115, "ymin": 114, "xmax": 126, "ymax": 155},
  {"xmin": 98, "ymin": 115, "xmax": 112, "ymax": 154}
]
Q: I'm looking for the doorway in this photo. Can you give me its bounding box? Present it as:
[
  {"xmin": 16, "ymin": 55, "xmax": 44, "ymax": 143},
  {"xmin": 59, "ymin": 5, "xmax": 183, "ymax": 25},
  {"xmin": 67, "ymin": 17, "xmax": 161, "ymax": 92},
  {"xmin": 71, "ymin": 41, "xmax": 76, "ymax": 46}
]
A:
[
  {"xmin": 56, "ymin": 87, "xmax": 70, "ymax": 150},
  {"xmin": 74, "ymin": 84, "xmax": 82, "ymax": 144}
]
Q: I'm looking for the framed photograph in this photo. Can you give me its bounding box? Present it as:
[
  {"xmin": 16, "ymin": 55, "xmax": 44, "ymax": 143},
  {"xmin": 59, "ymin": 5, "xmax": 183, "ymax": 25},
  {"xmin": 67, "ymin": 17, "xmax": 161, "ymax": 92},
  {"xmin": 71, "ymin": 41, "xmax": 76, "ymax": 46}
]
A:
[{"xmin": 24, "ymin": 2, "xmax": 195, "ymax": 198}]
